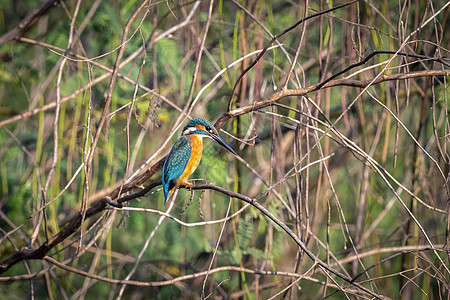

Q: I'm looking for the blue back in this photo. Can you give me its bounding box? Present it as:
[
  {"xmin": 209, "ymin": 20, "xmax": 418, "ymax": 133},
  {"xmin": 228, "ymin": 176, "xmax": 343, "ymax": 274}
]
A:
[
  {"xmin": 162, "ymin": 136, "xmax": 192, "ymax": 204},
  {"xmin": 162, "ymin": 118, "xmax": 218, "ymax": 204}
]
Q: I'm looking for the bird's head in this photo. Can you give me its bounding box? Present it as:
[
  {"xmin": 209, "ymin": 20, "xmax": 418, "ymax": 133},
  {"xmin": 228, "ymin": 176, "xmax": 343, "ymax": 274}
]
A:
[{"xmin": 182, "ymin": 118, "xmax": 237, "ymax": 156}]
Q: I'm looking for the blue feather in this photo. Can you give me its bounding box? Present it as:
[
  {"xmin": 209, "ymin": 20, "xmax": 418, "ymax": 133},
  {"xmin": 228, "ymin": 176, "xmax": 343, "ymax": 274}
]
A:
[{"xmin": 162, "ymin": 136, "xmax": 192, "ymax": 204}]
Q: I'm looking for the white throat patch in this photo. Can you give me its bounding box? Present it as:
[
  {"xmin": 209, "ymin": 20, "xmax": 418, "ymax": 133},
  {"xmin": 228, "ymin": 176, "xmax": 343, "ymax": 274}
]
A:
[{"xmin": 183, "ymin": 127, "xmax": 196, "ymax": 136}]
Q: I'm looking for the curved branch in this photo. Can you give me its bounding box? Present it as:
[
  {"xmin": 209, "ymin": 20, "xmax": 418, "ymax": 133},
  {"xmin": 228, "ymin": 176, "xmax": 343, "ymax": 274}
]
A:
[
  {"xmin": 317, "ymin": 50, "xmax": 450, "ymax": 88},
  {"xmin": 0, "ymin": 257, "xmax": 376, "ymax": 297},
  {"xmin": 185, "ymin": 184, "xmax": 380, "ymax": 298},
  {"xmin": 1, "ymin": 69, "xmax": 447, "ymax": 280},
  {"xmin": 0, "ymin": 0, "xmax": 61, "ymax": 46},
  {"xmin": 227, "ymin": 0, "xmax": 360, "ymax": 110},
  {"xmin": 0, "ymin": 197, "xmax": 108, "ymax": 273},
  {"xmin": 216, "ymin": 69, "xmax": 450, "ymax": 129}
]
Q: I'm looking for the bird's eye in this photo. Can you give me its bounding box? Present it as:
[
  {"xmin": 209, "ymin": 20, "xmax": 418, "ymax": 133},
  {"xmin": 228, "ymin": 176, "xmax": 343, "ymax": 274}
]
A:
[{"xmin": 205, "ymin": 125, "xmax": 211, "ymax": 131}]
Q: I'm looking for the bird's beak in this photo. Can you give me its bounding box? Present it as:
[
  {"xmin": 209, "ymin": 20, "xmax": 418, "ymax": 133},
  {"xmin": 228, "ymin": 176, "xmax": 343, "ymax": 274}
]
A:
[{"xmin": 211, "ymin": 133, "xmax": 237, "ymax": 156}]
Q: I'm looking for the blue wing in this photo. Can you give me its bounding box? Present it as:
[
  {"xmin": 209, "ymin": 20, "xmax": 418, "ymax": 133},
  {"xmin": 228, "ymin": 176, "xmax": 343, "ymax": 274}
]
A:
[{"xmin": 162, "ymin": 136, "xmax": 191, "ymax": 204}]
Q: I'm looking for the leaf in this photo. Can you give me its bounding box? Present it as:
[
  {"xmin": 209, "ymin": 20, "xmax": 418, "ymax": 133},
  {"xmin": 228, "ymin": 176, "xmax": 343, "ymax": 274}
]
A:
[
  {"xmin": 237, "ymin": 215, "xmax": 253, "ymax": 250},
  {"xmin": 242, "ymin": 247, "xmax": 269, "ymax": 260}
]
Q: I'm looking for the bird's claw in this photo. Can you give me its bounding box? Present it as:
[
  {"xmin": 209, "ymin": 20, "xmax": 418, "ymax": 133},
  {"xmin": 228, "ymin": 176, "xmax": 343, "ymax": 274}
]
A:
[{"xmin": 183, "ymin": 182, "xmax": 193, "ymax": 191}]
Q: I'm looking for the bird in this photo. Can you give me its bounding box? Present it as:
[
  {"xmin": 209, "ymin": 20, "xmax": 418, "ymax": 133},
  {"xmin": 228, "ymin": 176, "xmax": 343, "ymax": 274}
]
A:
[{"xmin": 162, "ymin": 118, "xmax": 237, "ymax": 204}]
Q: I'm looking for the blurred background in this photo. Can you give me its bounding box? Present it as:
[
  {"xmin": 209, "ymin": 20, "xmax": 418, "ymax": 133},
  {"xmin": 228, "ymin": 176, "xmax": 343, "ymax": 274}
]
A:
[{"xmin": 0, "ymin": 0, "xmax": 449, "ymax": 298}]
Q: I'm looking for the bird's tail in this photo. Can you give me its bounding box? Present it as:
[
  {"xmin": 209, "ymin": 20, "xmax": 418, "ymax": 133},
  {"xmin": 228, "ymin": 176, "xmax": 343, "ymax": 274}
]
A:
[{"xmin": 164, "ymin": 188, "xmax": 174, "ymax": 205}]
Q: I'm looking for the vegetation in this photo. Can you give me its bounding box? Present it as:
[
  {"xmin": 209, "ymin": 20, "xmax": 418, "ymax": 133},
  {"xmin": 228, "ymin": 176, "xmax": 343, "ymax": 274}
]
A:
[{"xmin": 0, "ymin": 0, "xmax": 449, "ymax": 298}]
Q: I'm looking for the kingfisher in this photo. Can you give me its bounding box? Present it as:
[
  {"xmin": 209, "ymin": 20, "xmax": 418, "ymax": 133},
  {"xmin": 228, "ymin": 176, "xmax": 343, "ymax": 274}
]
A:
[{"xmin": 162, "ymin": 118, "xmax": 237, "ymax": 204}]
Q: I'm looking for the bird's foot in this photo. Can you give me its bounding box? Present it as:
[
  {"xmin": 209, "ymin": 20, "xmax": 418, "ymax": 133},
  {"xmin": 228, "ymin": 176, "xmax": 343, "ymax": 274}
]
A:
[{"xmin": 182, "ymin": 182, "xmax": 193, "ymax": 191}]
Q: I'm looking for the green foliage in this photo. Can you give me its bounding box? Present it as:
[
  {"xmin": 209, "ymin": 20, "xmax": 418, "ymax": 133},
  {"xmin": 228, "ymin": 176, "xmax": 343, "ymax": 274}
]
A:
[
  {"xmin": 1, "ymin": 0, "xmax": 449, "ymax": 298},
  {"xmin": 237, "ymin": 215, "xmax": 253, "ymax": 249}
]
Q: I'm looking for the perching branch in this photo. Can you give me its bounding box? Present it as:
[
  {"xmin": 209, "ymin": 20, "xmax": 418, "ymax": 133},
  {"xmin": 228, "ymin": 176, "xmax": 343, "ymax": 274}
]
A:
[
  {"xmin": 1, "ymin": 68, "xmax": 447, "ymax": 275},
  {"xmin": 185, "ymin": 184, "xmax": 381, "ymax": 298},
  {"xmin": 1, "ymin": 180, "xmax": 382, "ymax": 298}
]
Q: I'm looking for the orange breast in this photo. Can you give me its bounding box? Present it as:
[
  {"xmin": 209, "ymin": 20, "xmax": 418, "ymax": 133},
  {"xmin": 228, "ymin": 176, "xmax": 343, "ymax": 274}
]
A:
[{"xmin": 176, "ymin": 135, "xmax": 203, "ymax": 187}]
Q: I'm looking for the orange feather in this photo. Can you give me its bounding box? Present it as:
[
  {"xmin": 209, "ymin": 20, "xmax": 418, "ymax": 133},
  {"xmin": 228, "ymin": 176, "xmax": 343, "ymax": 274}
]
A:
[{"xmin": 168, "ymin": 135, "xmax": 203, "ymax": 199}]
